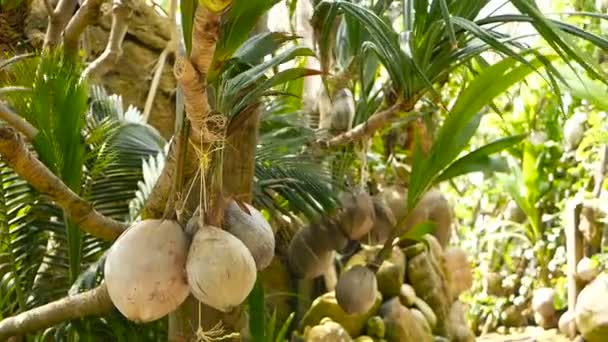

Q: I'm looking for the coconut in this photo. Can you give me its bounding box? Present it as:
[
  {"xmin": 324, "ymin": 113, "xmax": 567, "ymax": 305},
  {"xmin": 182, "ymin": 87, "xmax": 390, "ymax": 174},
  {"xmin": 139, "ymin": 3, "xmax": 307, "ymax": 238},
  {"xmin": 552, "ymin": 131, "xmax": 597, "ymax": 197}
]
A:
[
  {"xmin": 335, "ymin": 265, "xmax": 378, "ymax": 315},
  {"xmin": 104, "ymin": 219, "xmax": 190, "ymax": 323},
  {"xmin": 224, "ymin": 200, "xmax": 275, "ymax": 270},
  {"xmin": 186, "ymin": 225, "xmax": 257, "ymax": 312},
  {"xmin": 363, "ymin": 197, "xmax": 397, "ymax": 245},
  {"xmin": 288, "ymin": 225, "xmax": 335, "ymax": 278},
  {"xmin": 337, "ymin": 190, "xmax": 376, "ymax": 240}
]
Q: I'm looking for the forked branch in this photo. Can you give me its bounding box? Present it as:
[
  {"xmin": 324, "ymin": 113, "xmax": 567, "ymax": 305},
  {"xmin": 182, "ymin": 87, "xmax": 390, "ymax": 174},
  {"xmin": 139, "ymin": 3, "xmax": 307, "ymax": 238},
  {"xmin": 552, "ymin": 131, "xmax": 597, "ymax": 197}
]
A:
[
  {"xmin": 63, "ymin": 0, "xmax": 106, "ymax": 54},
  {"xmin": 0, "ymin": 126, "xmax": 127, "ymax": 240},
  {"xmin": 82, "ymin": 0, "xmax": 131, "ymax": 80},
  {"xmin": 0, "ymin": 284, "xmax": 113, "ymax": 340},
  {"xmin": 43, "ymin": 0, "xmax": 79, "ymax": 49}
]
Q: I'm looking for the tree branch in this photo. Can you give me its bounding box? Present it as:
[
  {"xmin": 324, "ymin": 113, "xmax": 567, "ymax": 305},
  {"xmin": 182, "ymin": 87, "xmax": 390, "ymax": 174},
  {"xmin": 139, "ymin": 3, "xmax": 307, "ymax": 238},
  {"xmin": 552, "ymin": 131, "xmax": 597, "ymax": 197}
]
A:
[
  {"xmin": 142, "ymin": 0, "xmax": 177, "ymax": 123},
  {"xmin": 322, "ymin": 102, "xmax": 406, "ymax": 148},
  {"xmin": 63, "ymin": 0, "xmax": 106, "ymax": 54},
  {"xmin": 43, "ymin": 0, "xmax": 79, "ymax": 49},
  {"xmin": 0, "ymin": 103, "xmax": 38, "ymax": 139},
  {"xmin": 0, "ymin": 126, "xmax": 127, "ymax": 241},
  {"xmin": 0, "ymin": 284, "xmax": 113, "ymax": 340},
  {"xmin": 143, "ymin": 6, "xmax": 221, "ymax": 219},
  {"xmin": 82, "ymin": 0, "xmax": 131, "ymax": 80}
]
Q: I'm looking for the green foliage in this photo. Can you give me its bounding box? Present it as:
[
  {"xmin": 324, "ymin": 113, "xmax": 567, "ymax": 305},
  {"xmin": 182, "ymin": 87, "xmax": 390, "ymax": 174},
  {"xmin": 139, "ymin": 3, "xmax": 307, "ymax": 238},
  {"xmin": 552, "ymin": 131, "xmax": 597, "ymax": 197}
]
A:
[
  {"xmin": 0, "ymin": 52, "xmax": 165, "ymax": 338},
  {"xmin": 247, "ymin": 276, "xmax": 294, "ymax": 342},
  {"xmin": 409, "ymin": 54, "xmax": 551, "ymax": 209}
]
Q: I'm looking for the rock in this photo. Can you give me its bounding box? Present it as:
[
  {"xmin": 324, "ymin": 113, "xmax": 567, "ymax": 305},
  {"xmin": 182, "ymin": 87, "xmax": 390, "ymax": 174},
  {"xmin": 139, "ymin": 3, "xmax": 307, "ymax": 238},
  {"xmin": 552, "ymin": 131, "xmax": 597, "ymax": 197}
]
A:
[
  {"xmin": 405, "ymin": 240, "xmax": 451, "ymax": 337},
  {"xmin": 366, "ymin": 315, "xmax": 386, "ymax": 339},
  {"xmin": 411, "ymin": 308, "xmax": 433, "ymax": 335},
  {"xmin": 379, "ymin": 298, "xmax": 433, "ymax": 342},
  {"xmin": 576, "ymin": 257, "xmax": 600, "ymax": 283},
  {"xmin": 306, "ymin": 319, "xmax": 352, "ymax": 342},
  {"xmin": 532, "ymin": 287, "xmax": 556, "ymax": 318},
  {"xmin": 501, "ymin": 305, "xmax": 527, "ymax": 327},
  {"xmin": 414, "ymin": 297, "xmax": 437, "ymax": 330},
  {"xmin": 558, "ymin": 310, "xmax": 577, "ymax": 339},
  {"xmin": 353, "ymin": 337, "xmax": 375, "ymax": 342},
  {"xmin": 575, "ymin": 273, "xmax": 608, "ymax": 342},
  {"xmin": 299, "ymin": 291, "xmax": 383, "ymax": 337},
  {"xmin": 444, "ymin": 247, "xmax": 473, "ymax": 300},
  {"xmin": 534, "ymin": 312, "xmax": 558, "ymax": 330},
  {"xmin": 484, "ymin": 272, "xmax": 506, "ymax": 296},
  {"xmin": 344, "ymin": 246, "xmax": 382, "ymax": 271},
  {"xmin": 399, "ymin": 284, "xmax": 417, "ymax": 307},
  {"xmin": 448, "ymin": 301, "xmax": 476, "ymax": 342},
  {"xmin": 376, "ymin": 248, "xmax": 406, "ymax": 298}
]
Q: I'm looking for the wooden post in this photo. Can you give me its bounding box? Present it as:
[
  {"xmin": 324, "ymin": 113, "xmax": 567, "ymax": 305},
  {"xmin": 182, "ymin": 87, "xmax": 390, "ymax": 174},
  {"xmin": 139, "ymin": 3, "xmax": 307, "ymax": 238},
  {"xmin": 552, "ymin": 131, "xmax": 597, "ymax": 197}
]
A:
[{"xmin": 565, "ymin": 198, "xmax": 584, "ymax": 311}]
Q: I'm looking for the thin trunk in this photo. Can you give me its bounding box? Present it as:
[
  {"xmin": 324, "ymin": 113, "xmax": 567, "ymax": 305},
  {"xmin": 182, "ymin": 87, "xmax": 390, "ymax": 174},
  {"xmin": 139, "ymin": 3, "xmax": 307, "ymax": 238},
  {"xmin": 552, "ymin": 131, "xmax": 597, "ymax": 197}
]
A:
[{"xmin": 167, "ymin": 108, "xmax": 260, "ymax": 342}]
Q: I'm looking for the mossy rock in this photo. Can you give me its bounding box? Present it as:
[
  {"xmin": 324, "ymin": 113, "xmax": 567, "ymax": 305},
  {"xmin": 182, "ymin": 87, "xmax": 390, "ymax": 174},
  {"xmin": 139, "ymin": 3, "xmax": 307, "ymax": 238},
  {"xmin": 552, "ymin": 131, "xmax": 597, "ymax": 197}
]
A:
[
  {"xmin": 344, "ymin": 246, "xmax": 382, "ymax": 272},
  {"xmin": 305, "ymin": 319, "xmax": 352, "ymax": 342},
  {"xmin": 379, "ymin": 298, "xmax": 433, "ymax": 342},
  {"xmin": 300, "ymin": 291, "xmax": 383, "ymax": 337},
  {"xmin": 376, "ymin": 248, "xmax": 406, "ymax": 298}
]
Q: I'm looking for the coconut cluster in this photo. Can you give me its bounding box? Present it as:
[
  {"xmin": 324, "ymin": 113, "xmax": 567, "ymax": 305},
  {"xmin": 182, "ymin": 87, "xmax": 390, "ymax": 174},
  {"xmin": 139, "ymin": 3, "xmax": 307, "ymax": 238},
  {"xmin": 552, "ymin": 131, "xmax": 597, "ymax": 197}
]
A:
[
  {"xmin": 287, "ymin": 186, "xmax": 452, "ymax": 281},
  {"xmin": 287, "ymin": 186, "xmax": 453, "ymax": 316},
  {"xmin": 103, "ymin": 200, "xmax": 275, "ymax": 322}
]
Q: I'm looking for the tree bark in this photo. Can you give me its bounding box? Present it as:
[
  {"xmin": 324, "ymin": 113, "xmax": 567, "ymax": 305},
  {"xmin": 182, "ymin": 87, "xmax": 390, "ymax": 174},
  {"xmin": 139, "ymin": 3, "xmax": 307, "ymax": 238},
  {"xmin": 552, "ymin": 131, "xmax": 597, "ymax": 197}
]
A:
[{"xmin": 0, "ymin": 126, "xmax": 127, "ymax": 240}]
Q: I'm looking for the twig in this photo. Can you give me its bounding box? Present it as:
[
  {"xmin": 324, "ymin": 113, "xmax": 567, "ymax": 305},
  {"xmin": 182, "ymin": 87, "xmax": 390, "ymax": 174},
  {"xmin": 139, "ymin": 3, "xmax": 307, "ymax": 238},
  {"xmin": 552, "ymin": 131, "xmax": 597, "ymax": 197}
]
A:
[
  {"xmin": 0, "ymin": 103, "xmax": 38, "ymax": 140},
  {"xmin": 0, "ymin": 284, "xmax": 113, "ymax": 340},
  {"xmin": 0, "ymin": 126, "xmax": 127, "ymax": 240},
  {"xmin": 82, "ymin": 0, "xmax": 131, "ymax": 80},
  {"xmin": 43, "ymin": 0, "xmax": 79, "ymax": 49},
  {"xmin": 43, "ymin": 0, "xmax": 54, "ymax": 16},
  {"xmin": 143, "ymin": 0, "xmax": 177, "ymax": 123},
  {"xmin": 63, "ymin": 0, "xmax": 106, "ymax": 55},
  {"xmin": 323, "ymin": 102, "xmax": 407, "ymax": 148},
  {"xmin": 0, "ymin": 53, "xmax": 35, "ymax": 71}
]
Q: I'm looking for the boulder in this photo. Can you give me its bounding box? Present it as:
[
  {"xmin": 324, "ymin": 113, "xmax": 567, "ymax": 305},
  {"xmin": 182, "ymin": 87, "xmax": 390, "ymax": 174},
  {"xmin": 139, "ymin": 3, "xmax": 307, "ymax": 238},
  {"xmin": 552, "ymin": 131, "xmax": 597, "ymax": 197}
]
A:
[
  {"xmin": 376, "ymin": 248, "xmax": 406, "ymax": 298},
  {"xmin": 379, "ymin": 298, "xmax": 433, "ymax": 342},
  {"xmin": 299, "ymin": 291, "xmax": 383, "ymax": 337},
  {"xmin": 305, "ymin": 318, "xmax": 352, "ymax": 342},
  {"xmin": 405, "ymin": 239, "xmax": 451, "ymax": 337},
  {"xmin": 558, "ymin": 310, "xmax": 577, "ymax": 339},
  {"xmin": 444, "ymin": 247, "xmax": 473, "ymax": 300},
  {"xmin": 575, "ymin": 273, "xmax": 608, "ymax": 342},
  {"xmin": 447, "ymin": 301, "xmax": 476, "ymax": 342},
  {"xmin": 399, "ymin": 284, "xmax": 417, "ymax": 307},
  {"xmin": 532, "ymin": 287, "xmax": 556, "ymax": 318}
]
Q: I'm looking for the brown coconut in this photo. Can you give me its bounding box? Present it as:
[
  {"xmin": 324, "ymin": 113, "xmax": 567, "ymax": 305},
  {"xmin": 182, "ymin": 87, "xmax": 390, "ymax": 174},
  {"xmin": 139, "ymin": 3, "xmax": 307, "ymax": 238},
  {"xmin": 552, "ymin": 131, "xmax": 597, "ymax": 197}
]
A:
[
  {"xmin": 337, "ymin": 189, "xmax": 376, "ymax": 240},
  {"xmin": 363, "ymin": 197, "xmax": 397, "ymax": 245},
  {"xmin": 224, "ymin": 200, "xmax": 275, "ymax": 270},
  {"xmin": 288, "ymin": 225, "xmax": 336, "ymax": 279},
  {"xmin": 104, "ymin": 219, "xmax": 190, "ymax": 323},
  {"xmin": 336, "ymin": 265, "xmax": 378, "ymax": 315},
  {"xmin": 186, "ymin": 225, "xmax": 257, "ymax": 312},
  {"xmin": 379, "ymin": 186, "xmax": 453, "ymax": 248}
]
